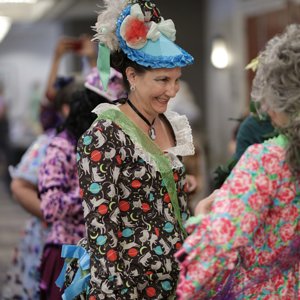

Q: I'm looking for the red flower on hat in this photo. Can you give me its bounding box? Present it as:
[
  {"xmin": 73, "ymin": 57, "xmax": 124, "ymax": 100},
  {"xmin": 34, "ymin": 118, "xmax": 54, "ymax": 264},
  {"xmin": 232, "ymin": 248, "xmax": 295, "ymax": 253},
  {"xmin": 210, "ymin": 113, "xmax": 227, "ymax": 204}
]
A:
[
  {"xmin": 120, "ymin": 15, "xmax": 149, "ymax": 49},
  {"xmin": 124, "ymin": 16, "xmax": 148, "ymax": 45}
]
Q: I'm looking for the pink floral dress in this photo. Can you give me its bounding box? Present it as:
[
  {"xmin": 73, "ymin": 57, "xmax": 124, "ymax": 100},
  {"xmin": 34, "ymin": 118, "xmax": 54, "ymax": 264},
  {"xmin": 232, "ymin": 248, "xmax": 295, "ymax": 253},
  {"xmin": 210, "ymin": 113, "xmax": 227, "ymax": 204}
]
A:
[{"xmin": 176, "ymin": 136, "xmax": 300, "ymax": 300}]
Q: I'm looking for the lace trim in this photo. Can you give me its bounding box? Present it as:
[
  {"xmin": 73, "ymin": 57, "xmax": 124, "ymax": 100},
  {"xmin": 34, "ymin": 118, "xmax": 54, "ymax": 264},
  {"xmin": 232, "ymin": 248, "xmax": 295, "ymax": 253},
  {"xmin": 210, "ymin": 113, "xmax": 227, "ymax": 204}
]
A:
[
  {"xmin": 93, "ymin": 103, "xmax": 195, "ymax": 170},
  {"xmin": 164, "ymin": 110, "xmax": 195, "ymax": 156}
]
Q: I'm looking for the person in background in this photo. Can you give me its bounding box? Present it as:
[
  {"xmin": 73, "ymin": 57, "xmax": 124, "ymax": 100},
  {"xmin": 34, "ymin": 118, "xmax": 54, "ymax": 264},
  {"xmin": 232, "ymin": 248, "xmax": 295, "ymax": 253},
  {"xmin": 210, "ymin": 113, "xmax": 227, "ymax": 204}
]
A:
[
  {"xmin": 64, "ymin": 0, "xmax": 195, "ymax": 299},
  {"xmin": 0, "ymin": 81, "xmax": 10, "ymax": 187},
  {"xmin": 176, "ymin": 24, "xmax": 300, "ymax": 300},
  {"xmin": 38, "ymin": 64, "xmax": 125, "ymax": 299},
  {"xmin": 0, "ymin": 36, "xmax": 93, "ymax": 300}
]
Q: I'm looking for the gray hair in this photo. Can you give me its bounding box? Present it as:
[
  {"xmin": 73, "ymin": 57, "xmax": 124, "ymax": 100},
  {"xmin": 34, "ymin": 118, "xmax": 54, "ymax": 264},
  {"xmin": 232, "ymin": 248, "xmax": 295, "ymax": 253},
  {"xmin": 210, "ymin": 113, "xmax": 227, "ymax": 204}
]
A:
[{"xmin": 251, "ymin": 24, "xmax": 300, "ymax": 173}]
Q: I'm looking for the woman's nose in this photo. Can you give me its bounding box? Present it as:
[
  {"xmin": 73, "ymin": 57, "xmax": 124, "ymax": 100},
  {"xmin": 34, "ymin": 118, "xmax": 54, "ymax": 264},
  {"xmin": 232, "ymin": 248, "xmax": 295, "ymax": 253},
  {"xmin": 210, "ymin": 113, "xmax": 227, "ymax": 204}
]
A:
[{"xmin": 166, "ymin": 83, "xmax": 179, "ymax": 97}]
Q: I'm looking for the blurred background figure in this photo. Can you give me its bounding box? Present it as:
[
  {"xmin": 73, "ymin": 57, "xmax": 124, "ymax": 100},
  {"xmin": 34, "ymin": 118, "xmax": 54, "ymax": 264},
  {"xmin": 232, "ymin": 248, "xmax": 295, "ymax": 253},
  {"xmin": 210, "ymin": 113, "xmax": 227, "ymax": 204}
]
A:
[
  {"xmin": 0, "ymin": 81, "xmax": 10, "ymax": 187},
  {"xmin": 0, "ymin": 35, "xmax": 96, "ymax": 300}
]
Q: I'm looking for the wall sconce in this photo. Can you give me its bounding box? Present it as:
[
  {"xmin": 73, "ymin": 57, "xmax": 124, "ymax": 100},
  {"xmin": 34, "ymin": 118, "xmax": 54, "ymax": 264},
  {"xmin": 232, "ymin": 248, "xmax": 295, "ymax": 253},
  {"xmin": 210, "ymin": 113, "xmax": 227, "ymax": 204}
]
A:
[
  {"xmin": 0, "ymin": 16, "xmax": 11, "ymax": 43},
  {"xmin": 210, "ymin": 36, "xmax": 230, "ymax": 69}
]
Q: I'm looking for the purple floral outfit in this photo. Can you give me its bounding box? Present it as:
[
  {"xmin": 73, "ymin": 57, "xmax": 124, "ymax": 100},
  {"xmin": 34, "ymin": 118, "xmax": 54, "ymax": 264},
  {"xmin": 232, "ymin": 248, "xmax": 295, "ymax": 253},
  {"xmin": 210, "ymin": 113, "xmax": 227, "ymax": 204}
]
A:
[
  {"xmin": 1, "ymin": 130, "xmax": 54, "ymax": 300},
  {"xmin": 38, "ymin": 130, "xmax": 85, "ymax": 299}
]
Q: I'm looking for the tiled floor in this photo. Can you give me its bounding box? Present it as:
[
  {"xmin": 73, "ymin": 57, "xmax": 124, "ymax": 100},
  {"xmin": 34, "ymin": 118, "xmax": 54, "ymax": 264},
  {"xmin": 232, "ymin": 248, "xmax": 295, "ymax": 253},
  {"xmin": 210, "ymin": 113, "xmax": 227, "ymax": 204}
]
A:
[{"xmin": 0, "ymin": 179, "xmax": 29, "ymax": 294}]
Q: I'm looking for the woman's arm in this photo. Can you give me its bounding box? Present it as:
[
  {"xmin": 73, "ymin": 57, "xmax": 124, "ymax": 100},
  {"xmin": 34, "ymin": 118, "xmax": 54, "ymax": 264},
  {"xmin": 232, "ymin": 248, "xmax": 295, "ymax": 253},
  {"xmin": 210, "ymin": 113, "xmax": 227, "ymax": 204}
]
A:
[
  {"xmin": 77, "ymin": 120, "xmax": 139, "ymax": 299},
  {"xmin": 11, "ymin": 178, "xmax": 43, "ymax": 219}
]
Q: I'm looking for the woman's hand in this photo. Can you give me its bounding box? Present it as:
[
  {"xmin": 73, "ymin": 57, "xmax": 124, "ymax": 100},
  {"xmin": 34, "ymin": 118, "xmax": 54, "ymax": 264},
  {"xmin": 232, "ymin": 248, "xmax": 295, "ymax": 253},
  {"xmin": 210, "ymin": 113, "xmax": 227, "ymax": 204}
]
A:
[
  {"xmin": 186, "ymin": 174, "xmax": 198, "ymax": 194},
  {"xmin": 194, "ymin": 190, "xmax": 218, "ymax": 216}
]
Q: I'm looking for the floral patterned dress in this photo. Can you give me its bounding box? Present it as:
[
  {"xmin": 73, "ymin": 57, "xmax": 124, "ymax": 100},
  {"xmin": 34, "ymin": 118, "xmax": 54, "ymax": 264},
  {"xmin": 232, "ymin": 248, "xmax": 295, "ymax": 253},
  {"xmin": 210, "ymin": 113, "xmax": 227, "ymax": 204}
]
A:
[
  {"xmin": 1, "ymin": 130, "xmax": 54, "ymax": 300},
  {"xmin": 176, "ymin": 135, "xmax": 300, "ymax": 300},
  {"xmin": 77, "ymin": 103, "xmax": 194, "ymax": 299}
]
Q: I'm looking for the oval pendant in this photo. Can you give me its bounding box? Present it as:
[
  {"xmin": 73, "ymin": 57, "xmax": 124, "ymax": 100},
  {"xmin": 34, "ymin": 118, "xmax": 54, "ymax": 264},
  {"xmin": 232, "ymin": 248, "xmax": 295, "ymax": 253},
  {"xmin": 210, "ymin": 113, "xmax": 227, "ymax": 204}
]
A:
[{"xmin": 149, "ymin": 127, "xmax": 156, "ymax": 140}]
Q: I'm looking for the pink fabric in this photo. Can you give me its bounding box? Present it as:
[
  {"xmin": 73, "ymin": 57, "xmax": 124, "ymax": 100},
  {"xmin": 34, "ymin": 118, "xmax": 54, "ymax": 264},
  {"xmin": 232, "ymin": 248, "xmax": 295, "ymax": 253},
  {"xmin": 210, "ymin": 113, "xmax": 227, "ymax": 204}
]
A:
[{"xmin": 176, "ymin": 139, "xmax": 300, "ymax": 299}]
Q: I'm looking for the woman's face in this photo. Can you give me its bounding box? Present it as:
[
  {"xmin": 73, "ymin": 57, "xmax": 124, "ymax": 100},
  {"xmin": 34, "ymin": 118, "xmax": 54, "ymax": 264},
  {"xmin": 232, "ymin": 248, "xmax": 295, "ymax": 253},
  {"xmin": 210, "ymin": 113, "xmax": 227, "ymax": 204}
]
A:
[
  {"xmin": 267, "ymin": 109, "xmax": 289, "ymax": 127},
  {"xmin": 127, "ymin": 67, "xmax": 182, "ymax": 115}
]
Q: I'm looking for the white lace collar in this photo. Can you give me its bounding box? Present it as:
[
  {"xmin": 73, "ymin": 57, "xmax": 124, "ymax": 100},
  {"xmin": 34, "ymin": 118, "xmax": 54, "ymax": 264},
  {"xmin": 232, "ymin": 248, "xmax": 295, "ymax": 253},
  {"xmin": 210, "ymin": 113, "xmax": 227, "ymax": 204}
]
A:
[{"xmin": 92, "ymin": 103, "xmax": 195, "ymax": 169}]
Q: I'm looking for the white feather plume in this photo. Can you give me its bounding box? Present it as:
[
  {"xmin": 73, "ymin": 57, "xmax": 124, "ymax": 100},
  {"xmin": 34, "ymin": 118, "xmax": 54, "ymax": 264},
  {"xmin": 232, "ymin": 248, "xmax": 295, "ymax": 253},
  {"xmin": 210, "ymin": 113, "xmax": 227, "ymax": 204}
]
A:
[{"xmin": 92, "ymin": 0, "xmax": 128, "ymax": 51}]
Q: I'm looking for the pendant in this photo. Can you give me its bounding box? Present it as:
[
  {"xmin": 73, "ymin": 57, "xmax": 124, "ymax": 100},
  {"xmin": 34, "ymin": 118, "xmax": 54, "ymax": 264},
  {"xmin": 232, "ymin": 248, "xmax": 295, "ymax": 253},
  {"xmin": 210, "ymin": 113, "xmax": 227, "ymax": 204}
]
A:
[{"xmin": 149, "ymin": 126, "xmax": 156, "ymax": 140}]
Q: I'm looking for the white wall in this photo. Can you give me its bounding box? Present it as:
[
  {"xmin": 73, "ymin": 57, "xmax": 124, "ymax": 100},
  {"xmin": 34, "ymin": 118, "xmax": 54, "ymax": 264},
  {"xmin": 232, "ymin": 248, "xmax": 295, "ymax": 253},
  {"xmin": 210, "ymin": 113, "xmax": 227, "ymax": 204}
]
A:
[
  {"xmin": 0, "ymin": 22, "xmax": 65, "ymax": 147},
  {"xmin": 205, "ymin": 0, "xmax": 247, "ymax": 170}
]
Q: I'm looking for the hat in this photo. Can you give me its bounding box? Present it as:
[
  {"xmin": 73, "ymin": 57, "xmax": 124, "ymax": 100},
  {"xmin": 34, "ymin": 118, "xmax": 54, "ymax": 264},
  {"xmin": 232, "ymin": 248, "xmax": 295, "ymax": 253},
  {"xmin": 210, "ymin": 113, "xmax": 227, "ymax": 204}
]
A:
[
  {"xmin": 84, "ymin": 67, "xmax": 127, "ymax": 101},
  {"xmin": 93, "ymin": 0, "xmax": 194, "ymax": 89}
]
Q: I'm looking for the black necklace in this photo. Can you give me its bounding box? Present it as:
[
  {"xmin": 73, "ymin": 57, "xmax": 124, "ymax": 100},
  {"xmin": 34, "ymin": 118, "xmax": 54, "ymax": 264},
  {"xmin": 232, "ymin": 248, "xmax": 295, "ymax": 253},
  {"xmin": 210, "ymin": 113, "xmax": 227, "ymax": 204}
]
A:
[{"xmin": 126, "ymin": 99, "xmax": 156, "ymax": 140}]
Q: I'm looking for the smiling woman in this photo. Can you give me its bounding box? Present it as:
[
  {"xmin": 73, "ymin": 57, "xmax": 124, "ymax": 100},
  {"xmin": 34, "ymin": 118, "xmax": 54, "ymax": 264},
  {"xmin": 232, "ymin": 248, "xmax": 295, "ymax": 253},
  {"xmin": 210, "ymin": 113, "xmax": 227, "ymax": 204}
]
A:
[{"xmin": 58, "ymin": 0, "xmax": 196, "ymax": 299}]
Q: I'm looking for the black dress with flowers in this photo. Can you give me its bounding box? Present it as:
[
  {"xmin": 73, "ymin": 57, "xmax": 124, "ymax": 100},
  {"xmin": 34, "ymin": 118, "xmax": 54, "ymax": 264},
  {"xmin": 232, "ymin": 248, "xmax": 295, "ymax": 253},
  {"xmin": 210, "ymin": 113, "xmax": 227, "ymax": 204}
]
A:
[{"xmin": 77, "ymin": 103, "xmax": 194, "ymax": 299}]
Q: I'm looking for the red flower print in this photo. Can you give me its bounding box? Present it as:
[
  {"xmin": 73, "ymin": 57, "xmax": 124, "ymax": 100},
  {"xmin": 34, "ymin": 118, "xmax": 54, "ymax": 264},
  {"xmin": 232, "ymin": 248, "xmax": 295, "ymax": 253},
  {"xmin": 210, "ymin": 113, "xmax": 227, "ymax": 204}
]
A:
[
  {"xmin": 253, "ymin": 227, "xmax": 265, "ymax": 247},
  {"xmin": 257, "ymin": 250, "xmax": 274, "ymax": 265},
  {"xmin": 281, "ymin": 205, "xmax": 298, "ymax": 221},
  {"xmin": 187, "ymin": 259, "xmax": 213, "ymax": 283},
  {"xmin": 213, "ymin": 198, "xmax": 229, "ymax": 214},
  {"xmin": 255, "ymin": 174, "xmax": 272, "ymax": 196},
  {"xmin": 248, "ymin": 194, "xmax": 265, "ymax": 211},
  {"xmin": 211, "ymin": 218, "xmax": 236, "ymax": 244},
  {"xmin": 277, "ymin": 182, "xmax": 296, "ymax": 204},
  {"xmin": 228, "ymin": 198, "xmax": 245, "ymax": 218},
  {"xmin": 267, "ymin": 232, "xmax": 278, "ymax": 249},
  {"xmin": 248, "ymin": 144, "xmax": 263, "ymax": 155},
  {"xmin": 279, "ymin": 223, "xmax": 294, "ymax": 243},
  {"xmin": 273, "ymin": 274, "xmax": 285, "ymax": 290},
  {"xmin": 229, "ymin": 170, "xmax": 252, "ymax": 194},
  {"xmin": 246, "ymin": 157, "xmax": 260, "ymax": 171},
  {"xmin": 177, "ymin": 280, "xmax": 196, "ymax": 299},
  {"xmin": 241, "ymin": 247, "xmax": 256, "ymax": 266},
  {"xmin": 232, "ymin": 236, "xmax": 249, "ymax": 248},
  {"xmin": 281, "ymin": 163, "xmax": 292, "ymax": 179},
  {"xmin": 261, "ymin": 152, "xmax": 281, "ymax": 174},
  {"xmin": 201, "ymin": 245, "xmax": 216, "ymax": 262},
  {"xmin": 241, "ymin": 213, "xmax": 258, "ymax": 234}
]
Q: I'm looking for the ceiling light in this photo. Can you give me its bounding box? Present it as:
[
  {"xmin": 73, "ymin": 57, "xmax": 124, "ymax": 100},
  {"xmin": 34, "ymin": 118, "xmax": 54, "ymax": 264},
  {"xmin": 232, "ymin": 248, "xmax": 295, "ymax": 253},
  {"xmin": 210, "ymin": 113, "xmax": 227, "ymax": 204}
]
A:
[
  {"xmin": 0, "ymin": 16, "xmax": 11, "ymax": 43},
  {"xmin": 0, "ymin": 0, "xmax": 37, "ymax": 3},
  {"xmin": 210, "ymin": 36, "xmax": 230, "ymax": 69}
]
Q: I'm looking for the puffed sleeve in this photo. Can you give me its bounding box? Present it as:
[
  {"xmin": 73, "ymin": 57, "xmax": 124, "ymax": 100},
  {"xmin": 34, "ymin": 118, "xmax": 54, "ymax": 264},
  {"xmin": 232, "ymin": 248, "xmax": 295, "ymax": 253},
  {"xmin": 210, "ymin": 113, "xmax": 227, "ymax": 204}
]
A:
[
  {"xmin": 77, "ymin": 119, "xmax": 133, "ymax": 299},
  {"xmin": 39, "ymin": 137, "xmax": 81, "ymax": 223},
  {"xmin": 176, "ymin": 143, "xmax": 281, "ymax": 299}
]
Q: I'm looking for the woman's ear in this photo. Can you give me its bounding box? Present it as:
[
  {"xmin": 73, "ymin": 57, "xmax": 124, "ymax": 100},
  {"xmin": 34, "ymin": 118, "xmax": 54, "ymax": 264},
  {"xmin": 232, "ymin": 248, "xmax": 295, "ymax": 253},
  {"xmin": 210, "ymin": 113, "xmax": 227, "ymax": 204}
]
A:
[{"xmin": 125, "ymin": 67, "xmax": 136, "ymax": 87}]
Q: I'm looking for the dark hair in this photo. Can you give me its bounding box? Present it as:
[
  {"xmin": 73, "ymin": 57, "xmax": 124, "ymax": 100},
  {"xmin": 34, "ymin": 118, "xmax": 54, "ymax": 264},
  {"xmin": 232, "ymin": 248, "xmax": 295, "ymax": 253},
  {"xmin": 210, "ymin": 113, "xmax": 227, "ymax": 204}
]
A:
[
  {"xmin": 58, "ymin": 88, "xmax": 110, "ymax": 141},
  {"xmin": 39, "ymin": 103, "xmax": 61, "ymax": 131},
  {"xmin": 110, "ymin": 50, "xmax": 151, "ymax": 91},
  {"xmin": 54, "ymin": 80, "xmax": 84, "ymax": 111}
]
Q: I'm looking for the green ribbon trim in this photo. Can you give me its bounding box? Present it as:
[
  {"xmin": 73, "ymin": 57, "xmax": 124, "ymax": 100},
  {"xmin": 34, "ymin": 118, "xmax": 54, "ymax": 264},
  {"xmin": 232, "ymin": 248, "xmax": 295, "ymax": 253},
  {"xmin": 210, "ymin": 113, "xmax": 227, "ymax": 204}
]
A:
[
  {"xmin": 269, "ymin": 134, "xmax": 288, "ymax": 147},
  {"xmin": 97, "ymin": 109, "xmax": 187, "ymax": 237},
  {"xmin": 97, "ymin": 43, "xmax": 111, "ymax": 91}
]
